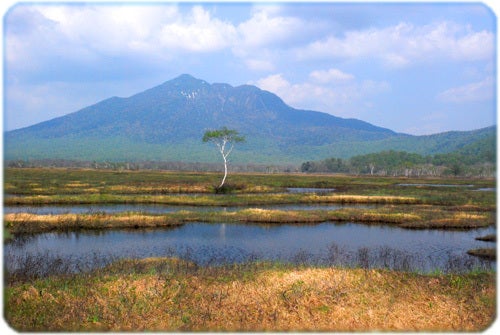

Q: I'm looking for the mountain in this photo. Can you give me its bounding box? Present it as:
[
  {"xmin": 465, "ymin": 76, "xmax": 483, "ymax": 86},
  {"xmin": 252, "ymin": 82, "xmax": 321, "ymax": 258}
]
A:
[{"xmin": 4, "ymin": 74, "xmax": 496, "ymax": 164}]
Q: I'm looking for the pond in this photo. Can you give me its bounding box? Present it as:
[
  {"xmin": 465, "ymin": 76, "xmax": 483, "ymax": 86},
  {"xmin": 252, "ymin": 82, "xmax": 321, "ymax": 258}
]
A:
[{"xmin": 4, "ymin": 222, "xmax": 495, "ymax": 275}]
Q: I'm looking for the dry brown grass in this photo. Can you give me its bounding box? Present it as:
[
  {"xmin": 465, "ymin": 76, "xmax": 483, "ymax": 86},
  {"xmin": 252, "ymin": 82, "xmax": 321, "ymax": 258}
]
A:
[
  {"xmin": 4, "ymin": 193, "xmax": 421, "ymax": 207},
  {"xmin": 467, "ymin": 248, "xmax": 496, "ymax": 260},
  {"xmin": 5, "ymin": 204, "xmax": 494, "ymax": 233},
  {"xmin": 5, "ymin": 261, "xmax": 495, "ymax": 332},
  {"xmin": 65, "ymin": 182, "xmax": 91, "ymax": 188},
  {"xmin": 235, "ymin": 208, "xmax": 325, "ymax": 223},
  {"xmin": 303, "ymin": 194, "xmax": 420, "ymax": 204},
  {"xmin": 4, "ymin": 213, "xmax": 182, "ymax": 233},
  {"xmin": 400, "ymin": 210, "xmax": 494, "ymax": 229},
  {"xmin": 107, "ymin": 184, "xmax": 211, "ymax": 193}
]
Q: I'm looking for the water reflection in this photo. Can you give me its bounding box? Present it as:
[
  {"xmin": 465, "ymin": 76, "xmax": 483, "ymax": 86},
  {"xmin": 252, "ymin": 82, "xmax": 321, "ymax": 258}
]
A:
[{"xmin": 5, "ymin": 222, "xmax": 495, "ymax": 274}]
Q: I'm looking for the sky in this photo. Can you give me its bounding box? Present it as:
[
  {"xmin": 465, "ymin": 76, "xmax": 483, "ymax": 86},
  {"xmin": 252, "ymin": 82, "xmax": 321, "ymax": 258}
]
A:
[{"xmin": 1, "ymin": 1, "xmax": 497, "ymax": 135}]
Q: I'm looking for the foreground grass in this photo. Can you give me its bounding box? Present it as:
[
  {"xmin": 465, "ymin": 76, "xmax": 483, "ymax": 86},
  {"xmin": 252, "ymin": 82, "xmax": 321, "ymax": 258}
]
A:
[{"xmin": 4, "ymin": 258, "xmax": 495, "ymax": 332}]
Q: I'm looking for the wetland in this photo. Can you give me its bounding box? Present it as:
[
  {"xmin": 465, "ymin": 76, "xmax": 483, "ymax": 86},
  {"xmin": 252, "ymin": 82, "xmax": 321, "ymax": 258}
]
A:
[{"xmin": 3, "ymin": 168, "xmax": 496, "ymax": 331}]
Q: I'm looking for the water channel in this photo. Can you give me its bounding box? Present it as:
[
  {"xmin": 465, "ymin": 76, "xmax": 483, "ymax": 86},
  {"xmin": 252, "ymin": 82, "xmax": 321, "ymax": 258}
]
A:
[{"xmin": 5, "ymin": 218, "xmax": 495, "ymax": 274}]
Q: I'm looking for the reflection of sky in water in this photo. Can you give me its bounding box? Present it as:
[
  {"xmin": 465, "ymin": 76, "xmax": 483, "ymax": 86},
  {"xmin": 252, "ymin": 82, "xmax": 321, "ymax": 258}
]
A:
[{"xmin": 5, "ymin": 222, "xmax": 496, "ymax": 272}]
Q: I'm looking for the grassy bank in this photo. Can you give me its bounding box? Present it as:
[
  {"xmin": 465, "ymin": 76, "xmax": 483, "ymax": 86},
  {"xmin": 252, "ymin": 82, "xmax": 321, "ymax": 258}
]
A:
[
  {"xmin": 4, "ymin": 205, "xmax": 495, "ymax": 234},
  {"xmin": 4, "ymin": 212, "xmax": 183, "ymax": 233},
  {"xmin": 4, "ymin": 193, "xmax": 428, "ymax": 208},
  {"xmin": 467, "ymin": 248, "xmax": 496, "ymax": 260},
  {"xmin": 4, "ymin": 257, "xmax": 495, "ymax": 332}
]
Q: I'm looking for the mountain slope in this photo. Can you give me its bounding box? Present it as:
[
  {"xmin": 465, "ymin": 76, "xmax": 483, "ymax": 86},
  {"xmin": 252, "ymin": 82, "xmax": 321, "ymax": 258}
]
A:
[{"xmin": 4, "ymin": 74, "xmax": 496, "ymax": 164}]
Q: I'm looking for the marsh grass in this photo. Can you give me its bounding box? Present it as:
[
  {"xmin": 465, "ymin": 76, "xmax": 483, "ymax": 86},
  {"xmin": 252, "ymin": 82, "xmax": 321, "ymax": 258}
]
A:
[
  {"xmin": 5, "ymin": 205, "xmax": 494, "ymax": 233},
  {"xmin": 4, "ymin": 212, "xmax": 183, "ymax": 233},
  {"xmin": 476, "ymin": 234, "xmax": 496, "ymax": 242},
  {"xmin": 5, "ymin": 168, "xmax": 495, "ymax": 204},
  {"xmin": 467, "ymin": 248, "xmax": 496, "ymax": 260},
  {"xmin": 4, "ymin": 193, "xmax": 424, "ymax": 207},
  {"xmin": 5, "ymin": 237, "xmax": 493, "ymax": 284},
  {"xmin": 4, "ymin": 256, "xmax": 495, "ymax": 332}
]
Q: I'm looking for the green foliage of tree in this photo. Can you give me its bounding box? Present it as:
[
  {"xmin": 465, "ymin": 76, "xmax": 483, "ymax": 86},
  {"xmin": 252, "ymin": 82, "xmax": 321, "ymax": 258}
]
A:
[
  {"xmin": 301, "ymin": 158, "xmax": 349, "ymax": 173},
  {"xmin": 350, "ymin": 150, "xmax": 428, "ymax": 174},
  {"xmin": 203, "ymin": 127, "xmax": 245, "ymax": 189},
  {"xmin": 301, "ymin": 139, "xmax": 496, "ymax": 177}
]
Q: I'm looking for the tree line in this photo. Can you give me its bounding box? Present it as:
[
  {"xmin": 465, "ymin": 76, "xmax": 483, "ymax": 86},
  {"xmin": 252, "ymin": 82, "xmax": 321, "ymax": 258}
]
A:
[
  {"xmin": 6, "ymin": 128, "xmax": 495, "ymax": 179},
  {"xmin": 4, "ymin": 159, "xmax": 298, "ymax": 174},
  {"xmin": 301, "ymin": 149, "xmax": 495, "ymax": 177}
]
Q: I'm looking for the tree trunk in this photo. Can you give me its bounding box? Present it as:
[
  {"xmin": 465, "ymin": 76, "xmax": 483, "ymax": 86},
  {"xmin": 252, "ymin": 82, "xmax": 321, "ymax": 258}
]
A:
[{"xmin": 219, "ymin": 153, "xmax": 228, "ymax": 189}]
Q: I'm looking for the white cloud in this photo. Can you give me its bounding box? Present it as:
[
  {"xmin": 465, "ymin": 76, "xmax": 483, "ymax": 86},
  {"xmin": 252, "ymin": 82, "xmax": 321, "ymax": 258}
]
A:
[
  {"xmin": 236, "ymin": 6, "xmax": 303, "ymax": 49},
  {"xmin": 6, "ymin": 4, "xmax": 309, "ymax": 76},
  {"xmin": 244, "ymin": 59, "xmax": 275, "ymax": 71},
  {"xmin": 437, "ymin": 76, "xmax": 494, "ymax": 103},
  {"xmin": 159, "ymin": 6, "xmax": 237, "ymax": 52},
  {"xmin": 254, "ymin": 74, "xmax": 296, "ymax": 99},
  {"xmin": 309, "ymin": 68, "xmax": 355, "ymax": 83},
  {"xmin": 6, "ymin": 4, "xmax": 238, "ymax": 64},
  {"xmin": 253, "ymin": 72, "xmax": 390, "ymax": 116},
  {"xmin": 35, "ymin": 5, "xmax": 180, "ymax": 54},
  {"xmin": 298, "ymin": 21, "xmax": 494, "ymax": 67},
  {"xmin": 231, "ymin": 5, "xmax": 308, "ymax": 71},
  {"xmin": 254, "ymin": 73, "xmax": 335, "ymax": 112},
  {"xmin": 9, "ymin": 4, "xmax": 493, "ymax": 78}
]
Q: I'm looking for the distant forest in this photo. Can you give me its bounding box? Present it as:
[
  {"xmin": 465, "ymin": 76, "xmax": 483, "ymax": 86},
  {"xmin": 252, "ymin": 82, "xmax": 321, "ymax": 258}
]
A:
[
  {"xmin": 301, "ymin": 136, "xmax": 496, "ymax": 177},
  {"xmin": 5, "ymin": 134, "xmax": 495, "ymax": 178},
  {"xmin": 4, "ymin": 159, "xmax": 297, "ymax": 174}
]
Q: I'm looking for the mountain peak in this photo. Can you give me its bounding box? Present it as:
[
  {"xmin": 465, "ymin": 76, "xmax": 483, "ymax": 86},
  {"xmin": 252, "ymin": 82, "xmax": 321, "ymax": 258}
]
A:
[
  {"xmin": 8, "ymin": 74, "xmax": 489, "ymax": 164},
  {"xmin": 171, "ymin": 74, "xmax": 208, "ymax": 86}
]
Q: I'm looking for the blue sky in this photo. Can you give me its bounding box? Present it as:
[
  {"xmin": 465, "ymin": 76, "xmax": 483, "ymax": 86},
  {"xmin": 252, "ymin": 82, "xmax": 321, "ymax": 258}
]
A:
[{"xmin": 2, "ymin": 1, "xmax": 497, "ymax": 135}]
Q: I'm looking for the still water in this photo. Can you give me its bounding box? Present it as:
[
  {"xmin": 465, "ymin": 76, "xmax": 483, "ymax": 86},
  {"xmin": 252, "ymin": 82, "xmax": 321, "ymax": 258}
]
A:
[{"xmin": 5, "ymin": 221, "xmax": 495, "ymax": 273}]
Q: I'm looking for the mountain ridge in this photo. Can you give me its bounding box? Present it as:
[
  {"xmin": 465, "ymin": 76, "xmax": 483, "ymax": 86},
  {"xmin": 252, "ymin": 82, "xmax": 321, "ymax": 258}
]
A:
[{"xmin": 4, "ymin": 74, "xmax": 496, "ymax": 164}]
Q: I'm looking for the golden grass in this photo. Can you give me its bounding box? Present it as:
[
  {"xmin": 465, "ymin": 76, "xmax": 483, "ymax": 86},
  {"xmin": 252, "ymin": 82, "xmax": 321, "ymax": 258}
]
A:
[
  {"xmin": 304, "ymin": 194, "xmax": 419, "ymax": 204},
  {"xmin": 107, "ymin": 184, "xmax": 211, "ymax": 193},
  {"xmin": 5, "ymin": 260, "xmax": 495, "ymax": 332},
  {"xmin": 65, "ymin": 182, "xmax": 91, "ymax": 188},
  {"xmin": 241, "ymin": 185, "xmax": 276, "ymax": 192},
  {"xmin": 4, "ymin": 213, "xmax": 183, "ymax": 233},
  {"xmin": 4, "ymin": 204, "xmax": 494, "ymax": 233},
  {"xmin": 4, "ymin": 182, "xmax": 16, "ymax": 190},
  {"xmin": 4, "ymin": 193, "xmax": 421, "ymax": 206},
  {"xmin": 400, "ymin": 210, "xmax": 494, "ymax": 229},
  {"xmin": 236, "ymin": 208, "xmax": 324, "ymax": 223},
  {"xmin": 451, "ymin": 212, "xmax": 488, "ymax": 220}
]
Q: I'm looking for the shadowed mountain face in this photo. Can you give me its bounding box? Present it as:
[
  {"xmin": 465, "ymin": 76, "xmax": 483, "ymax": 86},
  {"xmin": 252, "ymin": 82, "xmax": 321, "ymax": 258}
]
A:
[{"xmin": 4, "ymin": 74, "xmax": 495, "ymax": 164}]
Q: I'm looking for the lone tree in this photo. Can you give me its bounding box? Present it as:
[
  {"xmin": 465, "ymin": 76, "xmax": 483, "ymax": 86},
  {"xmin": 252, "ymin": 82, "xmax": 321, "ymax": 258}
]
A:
[{"xmin": 202, "ymin": 127, "xmax": 245, "ymax": 190}]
